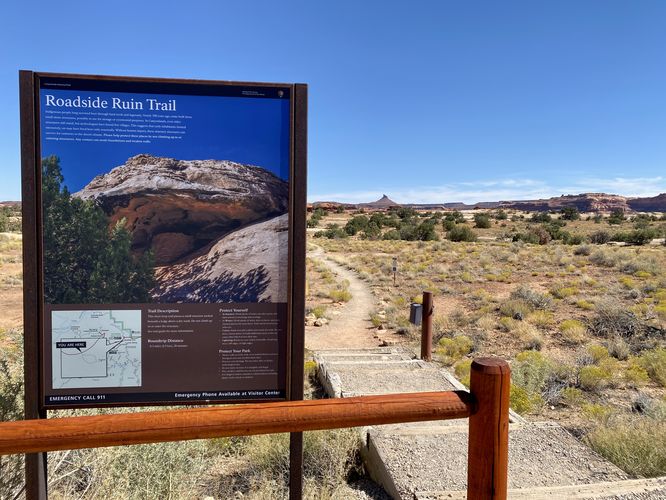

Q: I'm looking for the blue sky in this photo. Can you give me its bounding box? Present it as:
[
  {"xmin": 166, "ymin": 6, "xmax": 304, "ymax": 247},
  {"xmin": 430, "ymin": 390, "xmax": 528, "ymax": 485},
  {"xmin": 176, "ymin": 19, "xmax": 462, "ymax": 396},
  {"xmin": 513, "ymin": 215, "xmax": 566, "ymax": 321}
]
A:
[
  {"xmin": 2, "ymin": 1, "xmax": 665, "ymax": 203},
  {"xmin": 39, "ymin": 87, "xmax": 290, "ymax": 191}
]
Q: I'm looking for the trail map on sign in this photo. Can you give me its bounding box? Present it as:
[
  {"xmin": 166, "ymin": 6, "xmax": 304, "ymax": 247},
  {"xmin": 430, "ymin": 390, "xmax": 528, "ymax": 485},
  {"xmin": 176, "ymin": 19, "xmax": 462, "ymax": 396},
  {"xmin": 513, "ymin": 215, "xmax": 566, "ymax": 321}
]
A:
[{"xmin": 51, "ymin": 310, "xmax": 142, "ymax": 389}]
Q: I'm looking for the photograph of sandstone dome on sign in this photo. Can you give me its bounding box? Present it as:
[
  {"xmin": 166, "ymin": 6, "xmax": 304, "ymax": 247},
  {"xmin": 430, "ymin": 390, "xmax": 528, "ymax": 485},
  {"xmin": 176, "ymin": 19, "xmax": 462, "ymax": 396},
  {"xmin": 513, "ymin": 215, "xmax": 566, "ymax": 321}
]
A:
[
  {"xmin": 75, "ymin": 154, "xmax": 289, "ymax": 303},
  {"xmin": 41, "ymin": 153, "xmax": 288, "ymax": 304}
]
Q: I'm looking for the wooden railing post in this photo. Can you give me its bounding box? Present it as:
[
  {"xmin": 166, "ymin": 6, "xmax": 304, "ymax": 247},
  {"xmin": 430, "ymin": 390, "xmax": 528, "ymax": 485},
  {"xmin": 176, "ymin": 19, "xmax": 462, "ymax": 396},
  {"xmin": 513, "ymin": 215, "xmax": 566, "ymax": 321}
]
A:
[
  {"xmin": 467, "ymin": 358, "xmax": 510, "ymax": 500},
  {"xmin": 420, "ymin": 291, "xmax": 433, "ymax": 361}
]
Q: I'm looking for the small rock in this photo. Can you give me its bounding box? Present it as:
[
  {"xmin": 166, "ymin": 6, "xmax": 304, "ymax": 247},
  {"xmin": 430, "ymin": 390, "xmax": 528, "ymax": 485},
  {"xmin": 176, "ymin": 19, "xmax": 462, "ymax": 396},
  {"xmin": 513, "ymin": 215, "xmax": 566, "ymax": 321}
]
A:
[
  {"xmin": 377, "ymin": 324, "xmax": 386, "ymax": 331},
  {"xmin": 314, "ymin": 318, "xmax": 328, "ymax": 327}
]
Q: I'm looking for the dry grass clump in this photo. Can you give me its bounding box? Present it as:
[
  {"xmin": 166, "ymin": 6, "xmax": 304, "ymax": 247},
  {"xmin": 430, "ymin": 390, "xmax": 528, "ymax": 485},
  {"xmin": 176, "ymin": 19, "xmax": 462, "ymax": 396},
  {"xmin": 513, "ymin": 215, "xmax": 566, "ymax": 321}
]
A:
[
  {"xmin": 527, "ymin": 310, "xmax": 555, "ymax": 328},
  {"xmin": 559, "ymin": 319, "xmax": 587, "ymax": 344},
  {"xmin": 49, "ymin": 428, "xmax": 215, "ymax": 498},
  {"xmin": 210, "ymin": 429, "xmax": 361, "ymax": 499},
  {"xmin": 586, "ymin": 416, "xmax": 666, "ymax": 477},
  {"xmin": 499, "ymin": 299, "xmax": 533, "ymax": 319},
  {"xmin": 549, "ymin": 283, "xmax": 579, "ymax": 299},
  {"xmin": 475, "ymin": 314, "xmax": 497, "ymax": 332}
]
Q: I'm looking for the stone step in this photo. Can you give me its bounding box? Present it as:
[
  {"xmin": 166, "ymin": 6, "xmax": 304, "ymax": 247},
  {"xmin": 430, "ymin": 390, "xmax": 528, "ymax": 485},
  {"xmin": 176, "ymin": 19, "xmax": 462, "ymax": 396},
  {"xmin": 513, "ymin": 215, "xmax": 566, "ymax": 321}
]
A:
[
  {"xmin": 364, "ymin": 422, "xmax": 630, "ymax": 500},
  {"xmin": 416, "ymin": 476, "xmax": 666, "ymax": 499}
]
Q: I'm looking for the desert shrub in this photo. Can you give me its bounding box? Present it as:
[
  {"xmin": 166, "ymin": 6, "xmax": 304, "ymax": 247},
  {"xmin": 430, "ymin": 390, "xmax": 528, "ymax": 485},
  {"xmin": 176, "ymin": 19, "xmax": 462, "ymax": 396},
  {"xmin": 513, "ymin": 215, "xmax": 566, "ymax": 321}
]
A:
[
  {"xmin": 606, "ymin": 338, "xmax": 631, "ymax": 360},
  {"xmin": 575, "ymin": 299, "xmax": 595, "ymax": 310},
  {"xmin": 582, "ymin": 403, "xmax": 614, "ymax": 423},
  {"xmin": 527, "ymin": 310, "xmax": 555, "ymax": 328},
  {"xmin": 510, "ymin": 285, "xmax": 552, "ymax": 310},
  {"xmin": 589, "ymin": 300, "xmax": 645, "ymax": 339},
  {"xmin": 498, "ymin": 317, "xmax": 518, "ymax": 334},
  {"xmin": 454, "ymin": 359, "xmax": 472, "ymax": 387},
  {"xmin": 561, "ymin": 207, "xmax": 580, "ymax": 221},
  {"xmin": 0, "ymin": 358, "xmax": 24, "ymax": 497},
  {"xmin": 559, "ymin": 387, "xmax": 585, "ymax": 407},
  {"xmin": 624, "ymin": 359, "xmax": 650, "ymax": 387},
  {"xmin": 447, "ymin": 225, "xmax": 477, "ymax": 242},
  {"xmin": 636, "ymin": 348, "xmax": 666, "ymax": 386},
  {"xmin": 414, "ymin": 220, "xmax": 439, "ymax": 241},
  {"xmin": 474, "ymin": 213, "xmax": 491, "ymax": 228},
  {"xmin": 626, "ymin": 228, "xmax": 658, "ymax": 246},
  {"xmin": 310, "ymin": 305, "xmax": 327, "ymax": 319},
  {"xmin": 444, "ymin": 210, "xmax": 465, "ymax": 223},
  {"xmin": 499, "ymin": 299, "xmax": 533, "ymax": 319},
  {"xmin": 475, "ymin": 314, "xmax": 496, "ymax": 331},
  {"xmin": 587, "ymin": 343, "xmax": 610, "ymax": 363},
  {"xmin": 512, "ymin": 351, "xmax": 552, "ymax": 396},
  {"xmin": 510, "ymin": 385, "xmax": 544, "ymax": 414},
  {"xmin": 515, "ymin": 323, "xmax": 544, "ymax": 351},
  {"xmin": 590, "ymin": 230, "xmax": 611, "ymax": 244},
  {"xmin": 329, "ymin": 287, "xmax": 352, "ymax": 303},
  {"xmin": 586, "ymin": 418, "xmax": 666, "ymax": 477},
  {"xmin": 314, "ymin": 224, "xmax": 348, "ymax": 239},
  {"xmin": 559, "ymin": 319, "xmax": 587, "ymax": 344},
  {"xmin": 437, "ymin": 335, "xmax": 474, "ymax": 364},
  {"xmin": 574, "ymin": 244, "xmax": 593, "ymax": 256},
  {"xmin": 494, "ymin": 209, "xmax": 508, "ymax": 220},
  {"xmin": 578, "ymin": 365, "xmax": 613, "ymax": 392},
  {"xmin": 530, "ymin": 212, "xmax": 552, "ymax": 223},
  {"xmin": 514, "ymin": 226, "xmax": 551, "ymax": 245},
  {"xmin": 589, "ymin": 249, "xmax": 621, "ymax": 268},
  {"xmin": 237, "ymin": 428, "xmax": 360, "ymax": 497},
  {"xmin": 344, "ymin": 215, "xmax": 369, "ymax": 236},
  {"xmin": 607, "ymin": 209, "xmax": 626, "ymax": 225},
  {"xmin": 621, "ymin": 255, "xmax": 660, "ymax": 276},
  {"xmin": 382, "ymin": 229, "xmax": 401, "ymax": 240},
  {"xmin": 50, "ymin": 431, "xmax": 215, "ymax": 498},
  {"xmin": 550, "ymin": 284, "xmax": 578, "ymax": 299}
]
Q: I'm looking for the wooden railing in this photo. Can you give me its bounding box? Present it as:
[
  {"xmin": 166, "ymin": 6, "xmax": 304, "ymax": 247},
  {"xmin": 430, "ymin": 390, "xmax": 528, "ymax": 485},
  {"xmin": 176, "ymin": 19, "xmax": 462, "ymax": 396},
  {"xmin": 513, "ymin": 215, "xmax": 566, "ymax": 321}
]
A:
[{"xmin": 0, "ymin": 358, "xmax": 510, "ymax": 499}]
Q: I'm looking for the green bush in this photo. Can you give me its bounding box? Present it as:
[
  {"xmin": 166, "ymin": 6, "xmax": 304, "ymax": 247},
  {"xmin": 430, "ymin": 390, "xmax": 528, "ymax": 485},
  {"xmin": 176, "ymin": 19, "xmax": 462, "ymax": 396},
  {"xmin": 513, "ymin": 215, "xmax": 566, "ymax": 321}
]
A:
[
  {"xmin": 447, "ymin": 225, "xmax": 477, "ymax": 242},
  {"xmin": 561, "ymin": 207, "xmax": 580, "ymax": 221},
  {"xmin": 578, "ymin": 365, "xmax": 612, "ymax": 392},
  {"xmin": 510, "ymin": 385, "xmax": 544, "ymax": 414},
  {"xmin": 454, "ymin": 359, "xmax": 472, "ymax": 387},
  {"xmin": 437, "ymin": 335, "xmax": 474, "ymax": 364},
  {"xmin": 590, "ymin": 230, "xmax": 611, "ymax": 244},
  {"xmin": 474, "ymin": 213, "xmax": 491, "ymax": 229},
  {"xmin": 637, "ymin": 348, "xmax": 666, "ymax": 387}
]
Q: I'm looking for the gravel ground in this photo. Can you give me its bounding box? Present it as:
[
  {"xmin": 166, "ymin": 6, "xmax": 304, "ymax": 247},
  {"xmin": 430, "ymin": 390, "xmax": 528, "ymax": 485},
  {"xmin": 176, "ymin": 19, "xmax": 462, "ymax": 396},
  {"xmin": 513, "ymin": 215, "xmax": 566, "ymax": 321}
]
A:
[{"xmin": 371, "ymin": 422, "xmax": 628, "ymax": 498}]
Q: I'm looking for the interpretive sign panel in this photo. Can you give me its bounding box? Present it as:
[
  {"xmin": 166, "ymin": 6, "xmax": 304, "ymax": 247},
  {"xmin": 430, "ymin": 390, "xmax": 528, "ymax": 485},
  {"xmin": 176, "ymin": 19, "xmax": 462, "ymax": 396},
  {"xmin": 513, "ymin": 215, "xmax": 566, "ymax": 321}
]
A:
[{"xmin": 20, "ymin": 72, "xmax": 306, "ymax": 409}]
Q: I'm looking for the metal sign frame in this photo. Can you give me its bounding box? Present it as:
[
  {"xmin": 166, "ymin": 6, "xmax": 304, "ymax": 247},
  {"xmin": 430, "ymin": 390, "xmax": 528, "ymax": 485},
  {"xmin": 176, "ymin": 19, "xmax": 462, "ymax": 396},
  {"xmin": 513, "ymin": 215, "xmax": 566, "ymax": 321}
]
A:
[{"xmin": 20, "ymin": 70, "xmax": 307, "ymax": 499}]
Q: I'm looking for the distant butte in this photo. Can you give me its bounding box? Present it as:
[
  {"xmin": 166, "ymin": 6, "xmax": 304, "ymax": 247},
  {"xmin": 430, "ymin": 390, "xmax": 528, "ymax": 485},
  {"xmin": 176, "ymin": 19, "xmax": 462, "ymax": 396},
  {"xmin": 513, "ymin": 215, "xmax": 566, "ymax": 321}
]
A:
[{"xmin": 310, "ymin": 192, "xmax": 666, "ymax": 212}]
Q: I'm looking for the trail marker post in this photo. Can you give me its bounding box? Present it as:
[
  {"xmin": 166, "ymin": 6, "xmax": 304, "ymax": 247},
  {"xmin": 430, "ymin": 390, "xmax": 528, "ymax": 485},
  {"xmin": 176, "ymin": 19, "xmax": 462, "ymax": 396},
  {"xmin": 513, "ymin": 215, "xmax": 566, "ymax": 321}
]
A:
[{"xmin": 421, "ymin": 291, "xmax": 433, "ymax": 361}]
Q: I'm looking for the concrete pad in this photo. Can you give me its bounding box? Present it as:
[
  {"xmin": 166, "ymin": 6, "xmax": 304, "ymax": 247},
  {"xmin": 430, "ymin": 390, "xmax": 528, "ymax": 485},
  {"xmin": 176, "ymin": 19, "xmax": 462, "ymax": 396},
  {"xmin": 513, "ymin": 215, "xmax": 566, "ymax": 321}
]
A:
[{"xmin": 366, "ymin": 422, "xmax": 628, "ymax": 499}]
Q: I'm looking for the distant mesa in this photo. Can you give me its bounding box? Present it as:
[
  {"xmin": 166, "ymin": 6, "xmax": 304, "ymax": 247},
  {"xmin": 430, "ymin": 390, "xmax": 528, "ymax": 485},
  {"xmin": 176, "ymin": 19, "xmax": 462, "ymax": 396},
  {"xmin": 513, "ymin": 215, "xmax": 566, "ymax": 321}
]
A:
[
  {"xmin": 310, "ymin": 192, "xmax": 666, "ymax": 213},
  {"xmin": 75, "ymin": 154, "xmax": 288, "ymax": 265}
]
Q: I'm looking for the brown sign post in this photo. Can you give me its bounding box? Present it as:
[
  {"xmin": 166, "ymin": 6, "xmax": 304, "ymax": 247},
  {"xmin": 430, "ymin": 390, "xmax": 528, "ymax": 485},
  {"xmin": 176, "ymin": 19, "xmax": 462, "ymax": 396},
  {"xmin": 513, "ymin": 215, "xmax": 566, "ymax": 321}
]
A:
[{"xmin": 20, "ymin": 71, "xmax": 307, "ymax": 498}]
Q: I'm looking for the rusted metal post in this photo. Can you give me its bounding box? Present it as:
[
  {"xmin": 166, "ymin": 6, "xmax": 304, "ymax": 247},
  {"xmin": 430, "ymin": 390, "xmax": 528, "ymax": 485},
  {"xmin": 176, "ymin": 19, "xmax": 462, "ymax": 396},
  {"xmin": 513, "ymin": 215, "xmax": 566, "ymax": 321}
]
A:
[
  {"xmin": 467, "ymin": 358, "xmax": 510, "ymax": 500},
  {"xmin": 421, "ymin": 291, "xmax": 433, "ymax": 361}
]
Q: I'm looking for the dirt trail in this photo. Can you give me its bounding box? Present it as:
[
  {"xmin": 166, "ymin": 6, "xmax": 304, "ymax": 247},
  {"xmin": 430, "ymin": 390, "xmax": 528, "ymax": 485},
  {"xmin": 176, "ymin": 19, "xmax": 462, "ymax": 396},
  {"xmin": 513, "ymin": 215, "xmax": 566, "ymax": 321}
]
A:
[{"xmin": 305, "ymin": 245, "xmax": 380, "ymax": 350}]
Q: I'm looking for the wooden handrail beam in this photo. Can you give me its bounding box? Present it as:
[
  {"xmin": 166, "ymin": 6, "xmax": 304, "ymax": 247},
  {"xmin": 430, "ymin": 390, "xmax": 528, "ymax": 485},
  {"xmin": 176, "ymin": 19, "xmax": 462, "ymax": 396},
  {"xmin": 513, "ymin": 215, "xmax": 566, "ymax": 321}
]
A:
[{"xmin": 0, "ymin": 391, "xmax": 472, "ymax": 455}]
